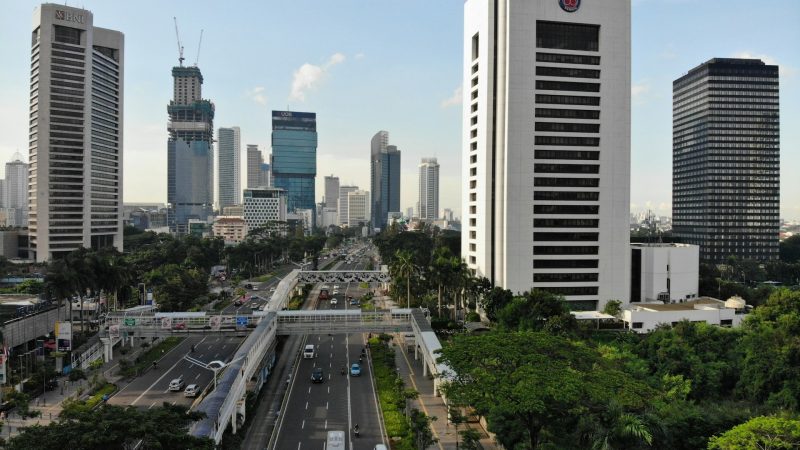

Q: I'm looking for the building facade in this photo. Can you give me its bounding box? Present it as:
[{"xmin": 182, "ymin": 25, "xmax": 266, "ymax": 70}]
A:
[
  {"xmin": 462, "ymin": 0, "xmax": 631, "ymax": 310},
  {"xmin": 418, "ymin": 158, "xmax": 440, "ymax": 220},
  {"xmin": 630, "ymin": 243, "xmax": 699, "ymax": 304},
  {"xmin": 346, "ymin": 190, "xmax": 370, "ymax": 228},
  {"xmin": 369, "ymin": 131, "xmax": 401, "ymax": 231},
  {"xmin": 246, "ymin": 144, "xmax": 263, "ymax": 188},
  {"xmin": 672, "ymin": 58, "xmax": 780, "ymax": 262},
  {"xmin": 167, "ymin": 65, "xmax": 214, "ymax": 233},
  {"xmin": 217, "ymin": 126, "xmax": 241, "ymax": 210},
  {"xmin": 338, "ymin": 185, "xmax": 358, "ymax": 227},
  {"xmin": 28, "ymin": 4, "xmax": 124, "ymax": 261},
  {"xmin": 212, "ymin": 216, "xmax": 247, "ymax": 244},
  {"xmin": 243, "ymin": 187, "xmax": 287, "ymax": 231},
  {"xmin": 271, "ymin": 111, "xmax": 317, "ymax": 218},
  {"xmin": 324, "ymin": 175, "xmax": 340, "ymax": 211}
]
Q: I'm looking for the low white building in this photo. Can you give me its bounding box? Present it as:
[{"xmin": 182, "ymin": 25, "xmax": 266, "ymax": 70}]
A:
[
  {"xmin": 243, "ymin": 187, "xmax": 287, "ymax": 232},
  {"xmin": 621, "ymin": 297, "xmax": 748, "ymax": 333},
  {"xmin": 630, "ymin": 243, "xmax": 699, "ymax": 303}
]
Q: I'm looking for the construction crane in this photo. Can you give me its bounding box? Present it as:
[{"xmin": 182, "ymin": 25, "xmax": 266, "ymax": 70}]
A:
[
  {"xmin": 173, "ymin": 16, "xmax": 184, "ymax": 67},
  {"xmin": 194, "ymin": 29, "xmax": 204, "ymax": 67}
]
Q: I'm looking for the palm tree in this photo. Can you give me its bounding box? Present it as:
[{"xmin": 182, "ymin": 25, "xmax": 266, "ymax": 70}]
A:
[
  {"xmin": 392, "ymin": 250, "xmax": 416, "ymax": 308},
  {"xmin": 45, "ymin": 259, "xmax": 78, "ymax": 321}
]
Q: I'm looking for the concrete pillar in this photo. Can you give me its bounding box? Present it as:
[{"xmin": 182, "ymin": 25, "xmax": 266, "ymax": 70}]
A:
[
  {"xmin": 231, "ymin": 408, "xmax": 237, "ymax": 434},
  {"xmin": 414, "ymin": 343, "xmax": 418, "ymax": 361},
  {"xmin": 422, "ymin": 358, "xmax": 428, "ymax": 377}
]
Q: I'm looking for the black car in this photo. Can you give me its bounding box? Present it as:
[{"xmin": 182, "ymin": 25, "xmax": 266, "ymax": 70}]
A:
[
  {"xmin": 45, "ymin": 378, "xmax": 59, "ymax": 391},
  {"xmin": 311, "ymin": 368, "xmax": 324, "ymax": 383}
]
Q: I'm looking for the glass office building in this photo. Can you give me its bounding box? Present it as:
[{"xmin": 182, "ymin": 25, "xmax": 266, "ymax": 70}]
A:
[{"xmin": 271, "ymin": 111, "xmax": 317, "ymax": 220}]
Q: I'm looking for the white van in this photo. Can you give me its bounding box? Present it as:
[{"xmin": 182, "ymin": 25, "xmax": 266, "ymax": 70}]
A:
[
  {"xmin": 303, "ymin": 344, "xmax": 315, "ymax": 359},
  {"xmin": 327, "ymin": 431, "xmax": 345, "ymax": 450}
]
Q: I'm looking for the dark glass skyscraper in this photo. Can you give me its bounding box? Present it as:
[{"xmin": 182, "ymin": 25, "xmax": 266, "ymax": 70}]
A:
[
  {"xmin": 370, "ymin": 131, "xmax": 401, "ymax": 230},
  {"xmin": 271, "ymin": 111, "xmax": 317, "ymax": 217},
  {"xmin": 167, "ymin": 66, "xmax": 214, "ymax": 233},
  {"xmin": 673, "ymin": 58, "xmax": 780, "ymax": 262}
]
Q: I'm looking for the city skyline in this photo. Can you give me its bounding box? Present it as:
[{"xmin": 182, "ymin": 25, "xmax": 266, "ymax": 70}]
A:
[{"xmin": 0, "ymin": 1, "xmax": 798, "ymax": 219}]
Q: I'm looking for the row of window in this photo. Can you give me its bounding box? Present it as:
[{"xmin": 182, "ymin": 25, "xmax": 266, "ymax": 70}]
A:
[
  {"xmin": 535, "ymin": 122, "xmax": 599, "ymax": 133},
  {"xmin": 534, "ymin": 272, "xmax": 598, "ymax": 283},
  {"xmin": 534, "ymin": 191, "xmax": 599, "ymax": 201},
  {"xmin": 535, "ymin": 108, "xmax": 599, "ymax": 120},
  {"xmin": 533, "ymin": 232, "xmax": 598, "ymax": 241},
  {"xmin": 535, "ymin": 163, "xmax": 599, "ymax": 174},
  {"xmin": 534, "ymin": 218, "xmax": 599, "ymax": 228},
  {"xmin": 534, "ymin": 177, "xmax": 599, "ymax": 187},
  {"xmin": 534, "ymin": 204, "xmax": 599, "ymax": 215},
  {"xmin": 534, "ymin": 150, "xmax": 599, "ymax": 160}
]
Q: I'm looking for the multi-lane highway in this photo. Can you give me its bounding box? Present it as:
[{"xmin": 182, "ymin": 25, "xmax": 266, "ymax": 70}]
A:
[
  {"xmin": 272, "ymin": 247, "xmax": 387, "ymax": 450},
  {"xmin": 109, "ymin": 334, "xmax": 242, "ymax": 409}
]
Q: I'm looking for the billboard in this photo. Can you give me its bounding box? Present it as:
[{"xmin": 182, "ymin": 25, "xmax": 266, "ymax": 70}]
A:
[{"xmin": 55, "ymin": 321, "xmax": 73, "ymax": 352}]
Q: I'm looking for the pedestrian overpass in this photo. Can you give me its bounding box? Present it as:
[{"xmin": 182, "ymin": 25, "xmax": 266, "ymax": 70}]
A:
[{"xmin": 100, "ymin": 269, "xmax": 449, "ymax": 445}]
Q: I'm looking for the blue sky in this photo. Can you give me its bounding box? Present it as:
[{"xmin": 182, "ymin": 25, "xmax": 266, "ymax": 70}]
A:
[{"xmin": 0, "ymin": 0, "xmax": 797, "ymax": 220}]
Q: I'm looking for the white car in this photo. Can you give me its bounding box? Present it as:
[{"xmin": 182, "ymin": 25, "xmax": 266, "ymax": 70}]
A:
[
  {"xmin": 169, "ymin": 375, "xmax": 185, "ymax": 391},
  {"xmin": 330, "ymin": 297, "xmax": 338, "ymax": 305},
  {"xmin": 184, "ymin": 384, "xmax": 199, "ymax": 397}
]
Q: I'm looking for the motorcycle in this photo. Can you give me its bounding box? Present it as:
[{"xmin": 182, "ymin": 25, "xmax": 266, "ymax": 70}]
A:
[{"xmin": 353, "ymin": 424, "xmax": 360, "ymax": 437}]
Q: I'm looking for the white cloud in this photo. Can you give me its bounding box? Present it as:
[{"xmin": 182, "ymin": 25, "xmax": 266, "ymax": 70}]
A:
[
  {"xmin": 440, "ymin": 85, "xmax": 462, "ymax": 108},
  {"xmin": 732, "ymin": 51, "xmax": 797, "ymax": 78},
  {"xmin": 289, "ymin": 53, "xmax": 346, "ymax": 102},
  {"xmin": 247, "ymin": 86, "xmax": 267, "ymax": 106},
  {"xmin": 631, "ymin": 82, "xmax": 650, "ymax": 98}
]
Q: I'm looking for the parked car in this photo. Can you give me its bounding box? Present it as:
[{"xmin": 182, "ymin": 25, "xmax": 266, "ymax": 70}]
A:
[
  {"xmin": 169, "ymin": 375, "xmax": 185, "ymax": 391},
  {"xmin": 350, "ymin": 363, "xmax": 361, "ymax": 377},
  {"xmin": 184, "ymin": 384, "xmax": 199, "ymax": 397},
  {"xmin": 311, "ymin": 367, "xmax": 324, "ymax": 383}
]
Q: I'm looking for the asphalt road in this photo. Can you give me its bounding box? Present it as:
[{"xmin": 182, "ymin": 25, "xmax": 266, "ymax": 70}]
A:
[
  {"xmin": 221, "ymin": 265, "xmax": 295, "ymax": 315},
  {"xmin": 272, "ymin": 248, "xmax": 387, "ymax": 450},
  {"xmin": 109, "ymin": 334, "xmax": 242, "ymax": 409}
]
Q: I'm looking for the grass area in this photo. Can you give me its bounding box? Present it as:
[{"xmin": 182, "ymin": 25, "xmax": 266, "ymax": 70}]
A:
[
  {"xmin": 213, "ymin": 297, "xmax": 234, "ymax": 311},
  {"xmin": 119, "ymin": 337, "xmax": 183, "ymax": 378},
  {"xmin": 359, "ymin": 282, "xmax": 369, "ymax": 289},
  {"xmin": 369, "ymin": 336, "xmax": 415, "ymax": 449},
  {"xmin": 320, "ymin": 259, "xmax": 338, "ymax": 271},
  {"xmin": 62, "ymin": 383, "xmax": 117, "ymax": 414},
  {"xmin": 253, "ymin": 274, "xmax": 273, "ymax": 283}
]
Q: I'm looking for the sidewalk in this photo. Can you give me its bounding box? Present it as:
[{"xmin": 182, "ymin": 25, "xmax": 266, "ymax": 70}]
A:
[
  {"xmin": 1, "ymin": 340, "xmax": 148, "ymax": 439},
  {"xmin": 394, "ymin": 340, "xmax": 496, "ymax": 449}
]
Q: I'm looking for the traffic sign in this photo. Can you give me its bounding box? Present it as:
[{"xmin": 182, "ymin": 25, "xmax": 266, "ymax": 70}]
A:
[
  {"xmin": 236, "ymin": 316, "xmax": 248, "ymax": 327},
  {"xmin": 160, "ymin": 317, "xmax": 173, "ymax": 329},
  {"xmin": 109, "ymin": 325, "xmax": 120, "ymax": 338},
  {"xmin": 124, "ymin": 318, "xmax": 135, "ymax": 326},
  {"xmin": 209, "ymin": 316, "xmax": 222, "ymax": 331}
]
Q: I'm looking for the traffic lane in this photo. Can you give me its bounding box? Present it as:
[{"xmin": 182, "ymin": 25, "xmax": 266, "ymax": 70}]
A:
[
  {"xmin": 274, "ymin": 333, "xmax": 350, "ymax": 449},
  {"xmin": 109, "ymin": 336, "xmax": 204, "ymax": 406},
  {"xmin": 348, "ymin": 334, "xmax": 384, "ymax": 449},
  {"xmin": 109, "ymin": 335, "xmax": 242, "ymax": 408},
  {"xmin": 134, "ymin": 335, "xmax": 243, "ymax": 409}
]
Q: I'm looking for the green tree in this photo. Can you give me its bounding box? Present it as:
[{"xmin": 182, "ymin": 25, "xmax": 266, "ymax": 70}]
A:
[
  {"xmin": 437, "ymin": 331, "xmax": 653, "ymax": 449},
  {"xmin": 780, "ymin": 235, "xmax": 800, "ymax": 263},
  {"xmin": 708, "ymin": 415, "xmax": 800, "ymax": 450},
  {"xmin": 391, "ymin": 249, "xmax": 417, "ymax": 309},
  {"xmin": 478, "ymin": 286, "xmax": 514, "ymax": 322},
  {"xmin": 5, "ymin": 403, "xmax": 213, "ymax": 450},
  {"xmin": 409, "ymin": 408, "xmax": 438, "ymax": 450}
]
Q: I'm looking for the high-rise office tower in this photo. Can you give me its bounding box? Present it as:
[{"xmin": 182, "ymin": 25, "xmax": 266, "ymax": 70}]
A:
[
  {"xmin": 673, "ymin": 58, "xmax": 780, "ymax": 262},
  {"xmin": 369, "ymin": 131, "xmax": 401, "ymax": 230},
  {"xmin": 28, "ymin": 4, "xmax": 124, "ymax": 261},
  {"xmin": 246, "ymin": 144, "xmax": 263, "ymax": 188},
  {"xmin": 346, "ymin": 190, "xmax": 370, "ymax": 228},
  {"xmin": 418, "ymin": 158, "xmax": 440, "ymax": 220},
  {"xmin": 167, "ymin": 64, "xmax": 214, "ymax": 233},
  {"xmin": 260, "ymin": 162, "xmax": 271, "ymax": 187},
  {"xmin": 271, "ymin": 111, "xmax": 317, "ymax": 217},
  {"xmin": 338, "ymin": 185, "xmax": 358, "ymax": 227},
  {"xmin": 5, "ymin": 154, "xmax": 29, "ymax": 227},
  {"xmin": 324, "ymin": 175, "xmax": 340, "ymax": 210},
  {"xmin": 217, "ymin": 126, "xmax": 241, "ymax": 209},
  {"xmin": 463, "ymin": 0, "xmax": 631, "ymax": 310}
]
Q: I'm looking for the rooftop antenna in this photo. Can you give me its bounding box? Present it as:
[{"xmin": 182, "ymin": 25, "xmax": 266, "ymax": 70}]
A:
[
  {"xmin": 193, "ymin": 29, "xmax": 203, "ymax": 66},
  {"xmin": 173, "ymin": 16, "xmax": 185, "ymax": 67}
]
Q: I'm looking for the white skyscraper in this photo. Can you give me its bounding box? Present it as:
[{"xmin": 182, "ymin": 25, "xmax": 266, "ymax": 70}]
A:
[
  {"xmin": 4, "ymin": 154, "xmax": 29, "ymax": 227},
  {"xmin": 29, "ymin": 4, "xmax": 124, "ymax": 261},
  {"xmin": 418, "ymin": 158, "xmax": 440, "ymax": 220},
  {"xmin": 462, "ymin": 0, "xmax": 631, "ymax": 310},
  {"xmin": 338, "ymin": 185, "xmax": 358, "ymax": 227},
  {"xmin": 346, "ymin": 190, "xmax": 370, "ymax": 228},
  {"xmin": 218, "ymin": 126, "xmax": 241, "ymax": 209},
  {"xmin": 324, "ymin": 175, "xmax": 340, "ymax": 210}
]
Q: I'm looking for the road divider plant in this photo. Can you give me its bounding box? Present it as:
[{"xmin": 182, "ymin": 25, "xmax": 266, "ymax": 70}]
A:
[{"xmin": 119, "ymin": 337, "xmax": 183, "ymax": 378}]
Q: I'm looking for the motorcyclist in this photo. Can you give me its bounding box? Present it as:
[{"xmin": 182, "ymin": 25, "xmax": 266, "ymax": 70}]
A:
[
  {"xmin": 353, "ymin": 424, "xmax": 360, "ymax": 436},
  {"xmin": 341, "ymin": 366, "xmax": 345, "ymax": 375}
]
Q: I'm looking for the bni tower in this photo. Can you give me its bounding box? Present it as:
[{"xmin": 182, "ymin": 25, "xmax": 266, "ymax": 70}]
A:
[
  {"xmin": 673, "ymin": 59, "xmax": 780, "ymax": 262},
  {"xmin": 462, "ymin": 0, "xmax": 631, "ymax": 310},
  {"xmin": 167, "ymin": 65, "xmax": 214, "ymax": 233},
  {"xmin": 271, "ymin": 111, "xmax": 317, "ymax": 219},
  {"xmin": 28, "ymin": 4, "xmax": 124, "ymax": 261}
]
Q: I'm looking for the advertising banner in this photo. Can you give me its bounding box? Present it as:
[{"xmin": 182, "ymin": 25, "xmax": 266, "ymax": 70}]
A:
[{"xmin": 55, "ymin": 321, "xmax": 73, "ymax": 352}]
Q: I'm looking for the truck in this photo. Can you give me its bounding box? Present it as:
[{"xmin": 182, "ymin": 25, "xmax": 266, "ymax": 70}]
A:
[{"xmin": 319, "ymin": 289, "xmax": 330, "ymax": 301}]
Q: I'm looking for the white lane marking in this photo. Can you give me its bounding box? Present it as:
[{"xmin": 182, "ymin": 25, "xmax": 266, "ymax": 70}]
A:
[
  {"xmin": 214, "ymin": 353, "xmax": 220, "ymax": 358},
  {"xmin": 301, "ymin": 419, "xmax": 305, "ymax": 429},
  {"xmin": 329, "ymin": 362, "xmax": 331, "ymax": 368},
  {"xmin": 325, "ymin": 419, "xmax": 328, "ymax": 430},
  {"xmin": 297, "ymin": 442, "xmax": 301, "ymax": 450},
  {"xmin": 327, "ymin": 386, "xmax": 330, "ymax": 394},
  {"xmin": 222, "ymin": 345, "xmax": 226, "ymax": 350},
  {"xmin": 326, "ymin": 401, "xmax": 329, "ymax": 410},
  {"xmin": 305, "ymin": 401, "xmax": 308, "ymax": 410},
  {"xmin": 132, "ymin": 336, "xmax": 207, "ymax": 406},
  {"xmin": 308, "ymin": 387, "xmax": 311, "ymax": 394},
  {"xmin": 149, "ymin": 401, "xmax": 157, "ymax": 409},
  {"xmin": 195, "ymin": 373, "xmax": 201, "ymax": 380}
]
